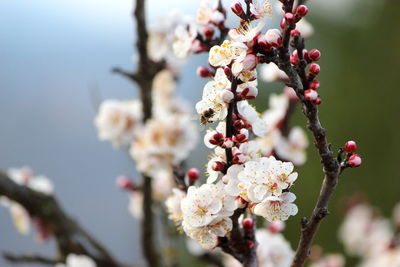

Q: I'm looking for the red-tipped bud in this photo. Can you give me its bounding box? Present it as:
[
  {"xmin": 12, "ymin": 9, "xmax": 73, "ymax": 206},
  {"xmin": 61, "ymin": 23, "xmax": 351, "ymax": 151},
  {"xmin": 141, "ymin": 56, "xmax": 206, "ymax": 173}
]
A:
[
  {"xmin": 233, "ymin": 133, "xmax": 247, "ymax": 143},
  {"xmin": 197, "ymin": 66, "xmax": 213, "ymax": 78},
  {"xmin": 295, "ymin": 5, "xmax": 309, "ymax": 18},
  {"xmin": 312, "ymin": 97, "xmax": 322, "ymax": 105},
  {"xmin": 235, "ymin": 196, "xmax": 247, "ymax": 208},
  {"xmin": 242, "ymin": 218, "xmax": 254, "ymax": 232},
  {"xmin": 309, "ymin": 63, "xmax": 321, "ymax": 76},
  {"xmin": 116, "ymin": 176, "xmax": 135, "ymax": 191},
  {"xmin": 284, "ymin": 13, "xmax": 295, "ymax": 24},
  {"xmin": 264, "ymin": 29, "xmax": 282, "ymax": 47},
  {"xmin": 187, "ymin": 168, "xmax": 200, "ymax": 182},
  {"xmin": 239, "ymin": 86, "xmax": 258, "ymax": 100},
  {"xmin": 223, "ymin": 66, "xmax": 233, "ymax": 79},
  {"xmin": 308, "ymin": 49, "xmax": 321, "ymax": 61},
  {"xmin": 257, "ymin": 36, "xmax": 272, "ymax": 51},
  {"xmin": 231, "ymin": 1, "xmax": 245, "ymax": 17},
  {"xmin": 202, "ymin": 26, "xmax": 215, "ymax": 40},
  {"xmin": 345, "ymin": 141, "xmax": 357, "ymax": 154},
  {"xmin": 304, "ymin": 89, "xmax": 318, "ymax": 101},
  {"xmin": 223, "ymin": 137, "xmax": 234, "ymax": 149},
  {"xmin": 290, "ymin": 29, "xmax": 300, "ymax": 37},
  {"xmin": 348, "ymin": 154, "xmax": 362, "ymax": 167},
  {"xmin": 209, "ymin": 132, "xmax": 224, "ymax": 145},
  {"xmin": 280, "ymin": 18, "xmax": 286, "ymax": 29},
  {"xmin": 233, "ymin": 119, "xmax": 246, "ymax": 130},
  {"xmin": 212, "ymin": 161, "xmax": 226, "ymax": 172},
  {"xmin": 309, "ymin": 79, "xmax": 320, "ymax": 90},
  {"xmin": 290, "ymin": 50, "xmax": 299, "ymax": 65}
]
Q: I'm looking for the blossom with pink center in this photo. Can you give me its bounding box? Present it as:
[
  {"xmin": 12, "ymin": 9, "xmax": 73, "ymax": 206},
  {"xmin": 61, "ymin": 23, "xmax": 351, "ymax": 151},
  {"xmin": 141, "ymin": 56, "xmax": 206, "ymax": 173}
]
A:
[{"xmin": 253, "ymin": 192, "xmax": 298, "ymax": 222}]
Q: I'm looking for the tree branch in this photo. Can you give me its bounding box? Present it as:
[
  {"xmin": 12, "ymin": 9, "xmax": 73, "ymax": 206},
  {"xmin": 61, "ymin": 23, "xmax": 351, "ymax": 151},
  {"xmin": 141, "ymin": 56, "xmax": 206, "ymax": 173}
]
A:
[
  {"xmin": 273, "ymin": 4, "xmax": 342, "ymax": 266},
  {"xmin": 2, "ymin": 252, "xmax": 57, "ymax": 266},
  {"xmin": 0, "ymin": 172, "xmax": 122, "ymax": 267}
]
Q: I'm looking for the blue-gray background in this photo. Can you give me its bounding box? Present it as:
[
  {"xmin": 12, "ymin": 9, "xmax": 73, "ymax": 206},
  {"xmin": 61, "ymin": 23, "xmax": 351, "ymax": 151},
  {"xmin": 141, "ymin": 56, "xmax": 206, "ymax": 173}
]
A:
[{"xmin": 1, "ymin": 0, "xmax": 399, "ymax": 266}]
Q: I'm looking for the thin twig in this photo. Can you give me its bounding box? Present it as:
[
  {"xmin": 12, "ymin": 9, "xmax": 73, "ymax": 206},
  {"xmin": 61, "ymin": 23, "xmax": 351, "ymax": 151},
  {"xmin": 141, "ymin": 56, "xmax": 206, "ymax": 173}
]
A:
[
  {"xmin": 0, "ymin": 172, "xmax": 122, "ymax": 267},
  {"xmin": 2, "ymin": 252, "xmax": 57, "ymax": 265}
]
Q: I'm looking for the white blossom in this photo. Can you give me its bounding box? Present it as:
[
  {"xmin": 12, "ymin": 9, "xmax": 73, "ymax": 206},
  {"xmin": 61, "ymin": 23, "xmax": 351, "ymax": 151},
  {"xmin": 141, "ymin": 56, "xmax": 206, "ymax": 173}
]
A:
[
  {"xmin": 339, "ymin": 203, "xmax": 393, "ymax": 258},
  {"xmin": 128, "ymin": 191, "xmax": 143, "ymax": 219},
  {"xmin": 55, "ymin": 254, "xmax": 97, "ymax": 267},
  {"xmin": 359, "ymin": 248, "xmax": 400, "ymax": 267},
  {"xmin": 262, "ymin": 93, "xmax": 289, "ymax": 131},
  {"xmin": 296, "ymin": 19, "xmax": 314, "ymax": 39},
  {"xmin": 208, "ymin": 40, "xmax": 248, "ymax": 67},
  {"xmin": 130, "ymin": 114, "xmax": 197, "ymax": 177},
  {"xmin": 260, "ymin": 63, "xmax": 288, "ymax": 82},
  {"xmin": 256, "ymin": 229, "xmax": 294, "ymax": 267},
  {"xmin": 237, "ymin": 100, "xmax": 267, "ymax": 137},
  {"xmin": 274, "ymin": 127, "xmax": 309, "ymax": 166},
  {"xmin": 94, "ymin": 100, "xmax": 142, "ymax": 147},
  {"xmin": 197, "ymin": 0, "xmax": 224, "ymax": 25},
  {"xmin": 229, "ymin": 21, "xmax": 265, "ymax": 43},
  {"xmin": 253, "ymin": 192, "xmax": 298, "ymax": 222},
  {"xmin": 250, "ymin": 0, "xmax": 272, "ymax": 19},
  {"xmin": 173, "ymin": 23, "xmax": 197, "ymax": 58},
  {"xmin": 309, "ymin": 254, "xmax": 345, "ymax": 267},
  {"xmin": 166, "ymin": 189, "xmax": 186, "ymax": 225}
]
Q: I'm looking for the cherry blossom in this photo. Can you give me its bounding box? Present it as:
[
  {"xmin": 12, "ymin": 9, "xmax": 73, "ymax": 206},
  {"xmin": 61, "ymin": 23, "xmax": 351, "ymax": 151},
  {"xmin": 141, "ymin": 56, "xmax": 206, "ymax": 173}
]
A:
[
  {"xmin": 253, "ymin": 192, "xmax": 298, "ymax": 222},
  {"xmin": 237, "ymin": 100, "xmax": 267, "ymax": 137},
  {"xmin": 166, "ymin": 189, "xmax": 186, "ymax": 225},
  {"xmin": 250, "ymin": 0, "xmax": 272, "ymax": 19}
]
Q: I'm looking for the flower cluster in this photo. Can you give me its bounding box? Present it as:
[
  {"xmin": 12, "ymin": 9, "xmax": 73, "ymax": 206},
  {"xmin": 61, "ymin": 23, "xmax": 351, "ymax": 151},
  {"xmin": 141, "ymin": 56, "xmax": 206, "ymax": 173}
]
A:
[
  {"xmin": 166, "ymin": 0, "xmax": 306, "ymax": 252},
  {"xmin": 0, "ymin": 167, "xmax": 53, "ymax": 241}
]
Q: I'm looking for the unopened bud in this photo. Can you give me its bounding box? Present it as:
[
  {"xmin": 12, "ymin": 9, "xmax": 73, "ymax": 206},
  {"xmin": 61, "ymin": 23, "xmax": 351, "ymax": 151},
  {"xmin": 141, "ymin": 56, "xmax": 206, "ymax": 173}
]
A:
[
  {"xmin": 246, "ymin": 240, "xmax": 255, "ymax": 249},
  {"xmin": 304, "ymin": 89, "xmax": 318, "ymax": 101},
  {"xmin": 308, "ymin": 49, "xmax": 321, "ymax": 61},
  {"xmin": 309, "ymin": 80, "xmax": 320, "ymax": 90},
  {"xmin": 231, "ymin": 1, "xmax": 245, "ymax": 17},
  {"xmin": 290, "ymin": 29, "xmax": 300, "ymax": 37},
  {"xmin": 202, "ymin": 26, "xmax": 215, "ymax": 40},
  {"xmin": 309, "ymin": 63, "xmax": 321, "ymax": 76},
  {"xmin": 235, "ymin": 196, "xmax": 247, "ymax": 208},
  {"xmin": 209, "ymin": 132, "xmax": 224, "ymax": 145},
  {"xmin": 116, "ymin": 176, "xmax": 135, "ymax": 191},
  {"xmin": 220, "ymin": 89, "xmax": 234, "ymax": 103},
  {"xmin": 212, "ymin": 161, "xmax": 225, "ymax": 172},
  {"xmin": 240, "ymin": 86, "xmax": 258, "ymax": 100},
  {"xmin": 223, "ymin": 66, "xmax": 233, "ymax": 79},
  {"xmin": 290, "ymin": 50, "xmax": 299, "ymax": 65},
  {"xmin": 257, "ymin": 36, "xmax": 272, "ymax": 51},
  {"xmin": 242, "ymin": 218, "xmax": 254, "ymax": 232},
  {"xmin": 197, "ymin": 66, "xmax": 212, "ymax": 78},
  {"xmin": 348, "ymin": 154, "xmax": 362, "ymax": 167},
  {"xmin": 264, "ymin": 29, "xmax": 282, "ymax": 47},
  {"xmin": 295, "ymin": 5, "xmax": 309, "ymax": 18},
  {"xmin": 187, "ymin": 168, "xmax": 200, "ymax": 182},
  {"xmin": 284, "ymin": 13, "xmax": 295, "ymax": 24},
  {"xmin": 345, "ymin": 141, "xmax": 357, "ymax": 154},
  {"xmin": 233, "ymin": 119, "xmax": 246, "ymax": 130},
  {"xmin": 223, "ymin": 137, "xmax": 234, "ymax": 149}
]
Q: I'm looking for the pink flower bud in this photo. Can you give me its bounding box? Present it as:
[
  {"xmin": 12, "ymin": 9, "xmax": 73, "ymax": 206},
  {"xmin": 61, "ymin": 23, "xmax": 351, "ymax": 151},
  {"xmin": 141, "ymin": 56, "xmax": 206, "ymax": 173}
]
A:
[
  {"xmin": 212, "ymin": 161, "xmax": 226, "ymax": 172},
  {"xmin": 196, "ymin": 66, "xmax": 212, "ymax": 78},
  {"xmin": 220, "ymin": 89, "xmax": 234, "ymax": 103},
  {"xmin": 280, "ymin": 18, "xmax": 286, "ymax": 29},
  {"xmin": 209, "ymin": 132, "xmax": 224, "ymax": 145},
  {"xmin": 187, "ymin": 168, "xmax": 200, "ymax": 182},
  {"xmin": 309, "ymin": 79, "xmax": 320, "ymax": 90},
  {"xmin": 348, "ymin": 154, "xmax": 362, "ymax": 167},
  {"xmin": 345, "ymin": 141, "xmax": 357, "ymax": 154},
  {"xmin": 242, "ymin": 218, "xmax": 254, "ymax": 232},
  {"xmin": 246, "ymin": 240, "xmax": 255, "ymax": 249},
  {"xmin": 223, "ymin": 66, "xmax": 233, "ymax": 79},
  {"xmin": 295, "ymin": 5, "xmax": 309, "ymax": 18},
  {"xmin": 290, "ymin": 29, "xmax": 300, "ymax": 37},
  {"xmin": 240, "ymin": 86, "xmax": 258, "ymax": 100},
  {"xmin": 284, "ymin": 13, "xmax": 295, "ymax": 24},
  {"xmin": 116, "ymin": 176, "xmax": 135, "ymax": 191},
  {"xmin": 223, "ymin": 137, "xmax": 234, "ymax": 149},
  {"xmin": 202, "ymin": 26, "xmax": 215, "ymax": 40},
  {"xmin": 235, "ymin": 196, "xmax": 247, "ymax": 208},
  {"xmin": 309, "ymin": 63, "xmax": 321, "ymax": 76},
  {"xmin": 191, "ymin": 40, "xmax": 206, "ymax": 54},
  {"xmin": 233, "ymin": 133, "xmax": 247, "ymax": 143},
  {"xmin": 257, "ymin": 36, "xmax": 272, "ymax": 51},
  {"xmin": 264, "ymin": 29, "xmax": 282, "ymax": 47},
  {"xmin": 233, "ymin": 119, "xmax": 246, "ymax": 130},
  {"xmin": 304, "ymin": 89, "xmax": 318, "ymax": 101},
  {"xmin": 290, "ymin": 50, "xmax": 299, "ymax": 65},
  {"xmin": 308, "ymin": 49, "xmax": 321, "ymax": 61},
  {"xmin": 231, "ymin": 1, "xmax": 245, "ymax": 17},
  {"xmin": 312, "ymin": 97, "xmax": 322, "ymax": 105},
  {"xmin": 268, "ymin": 221, "xmax": 286, "ymax": 233}
]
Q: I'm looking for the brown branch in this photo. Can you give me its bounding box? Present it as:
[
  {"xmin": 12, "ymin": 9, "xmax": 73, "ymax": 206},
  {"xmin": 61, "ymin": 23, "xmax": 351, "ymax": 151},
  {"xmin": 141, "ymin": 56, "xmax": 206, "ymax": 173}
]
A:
[
  {"xmin": 0, "ymin": 172, "xmax": 122, "ymax": 267},
  {"xmin": 272, "ymin": 3, "xmax": 342, "ymax": 266},
  {"xmin": 2, "ymin": 252, "xmax": 57, "ymax": 265}
]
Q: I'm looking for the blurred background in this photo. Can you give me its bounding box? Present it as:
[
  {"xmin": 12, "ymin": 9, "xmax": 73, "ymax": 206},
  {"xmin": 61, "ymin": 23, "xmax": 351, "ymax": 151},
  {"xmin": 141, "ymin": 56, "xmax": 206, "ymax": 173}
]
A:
[{"xmin": 0, "ymin": 0, "xmax": 399, "ymax": 266}]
